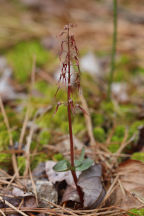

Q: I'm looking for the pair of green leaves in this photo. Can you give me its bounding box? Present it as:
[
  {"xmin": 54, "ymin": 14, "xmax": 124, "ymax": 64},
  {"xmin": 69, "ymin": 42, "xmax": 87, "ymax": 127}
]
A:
[{"xmin": 53, "ymin": 148, "xmax": 93, "ymax": 172}]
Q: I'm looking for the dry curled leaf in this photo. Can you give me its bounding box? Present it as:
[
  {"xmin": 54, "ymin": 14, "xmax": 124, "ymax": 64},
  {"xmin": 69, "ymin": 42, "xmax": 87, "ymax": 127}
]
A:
[{"xmin": 62, "ymin": 164, "xmax": 105, "ymax": 209}]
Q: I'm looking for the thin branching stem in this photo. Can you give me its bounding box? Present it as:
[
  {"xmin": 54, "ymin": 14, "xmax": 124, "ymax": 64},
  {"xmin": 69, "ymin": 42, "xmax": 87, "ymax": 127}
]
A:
[
  {"xmin": 67, "ymin": 25, "xmax": 84, "ymax": 206},
  {"xmin": 107, "ymin": 0, "xmax": 118, "ymax": 100}
]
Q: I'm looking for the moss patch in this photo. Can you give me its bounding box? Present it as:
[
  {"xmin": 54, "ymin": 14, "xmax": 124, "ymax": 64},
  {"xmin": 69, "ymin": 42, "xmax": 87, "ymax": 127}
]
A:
[
  {"xmin": 129, "ymin": 208, "xmax": 144, "ymax": 216},
  {"xmin": 131, "ymin": 152, "xmax": 144, "ymax": 163},
  {"xmin": 108, "ymin": 143, "xmax": 120, "ymax": 153},
  {"xmin": 93, "ymin": 127, "xmax": 106, "ymax": 142},
  {"xmin": 6, "ymin": 40, "xmax": 55, "ymax": 83},
  {"xmin": 111, "ymin": 125, "xmax": 125, "ymax": 142}
]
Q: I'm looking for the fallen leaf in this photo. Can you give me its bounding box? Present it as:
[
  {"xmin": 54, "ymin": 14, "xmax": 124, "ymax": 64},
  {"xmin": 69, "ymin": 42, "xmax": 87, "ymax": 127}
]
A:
[
  {"xmin": 62, "ymin": 164, "xmax": 105, "ymax": 209},
  {"xmin": 112, "ymin": 160, "xmax": 144, "ymax": 210},
  {"xmin": 78, "ymin": 164, "xmax": 105, "ymax": 208}
]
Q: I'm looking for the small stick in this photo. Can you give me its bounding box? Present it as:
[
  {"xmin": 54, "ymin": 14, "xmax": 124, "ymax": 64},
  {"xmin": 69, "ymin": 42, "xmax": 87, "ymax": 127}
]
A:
[
  {"xmin": 0, "ymin": 209, "xmax": 6, "ymax": 216},
  {"xmin": 18, "ymin": 107, "xmax": 30, "ymax": 150},
  {"xmin": 79, "ymin": 90, "xmax": 96, "ymax": 147},
  {"xmin": 24, "ymin": 118, "xmax": 36, "ymax": 177},
  {"xmin": 23, "ymin": 55, "xmax": 36, "ymax": 176},
  {"xmin": 0, "ymin": 196, "xmax": 28, "ymax": 216},
  {"xmin": 0, "ymin": 96, "xmax": 19, "ymax": 177},
  {"xmin": 42, "ymin": 199, "xmax": 78, "ymax": 216},
  {"xmin": 29, "ymin": 166, "xmax": 38, "ymax": 206},
  {"xmin": 102, "ymin": 175, "xmax": 119, "ymax": 204}
]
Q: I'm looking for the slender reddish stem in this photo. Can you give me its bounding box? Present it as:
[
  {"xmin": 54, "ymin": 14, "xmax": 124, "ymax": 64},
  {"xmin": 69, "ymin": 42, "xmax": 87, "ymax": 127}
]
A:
[{"xmin": 67, "ymin": 26, "xmax": 83, "ymax": 206}]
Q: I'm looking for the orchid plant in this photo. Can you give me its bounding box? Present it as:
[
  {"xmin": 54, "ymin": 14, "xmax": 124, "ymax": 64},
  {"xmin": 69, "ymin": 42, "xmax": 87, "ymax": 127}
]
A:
[{"xmin": 53, "ymin": 24, "xmax": 93, "ymax": 206}]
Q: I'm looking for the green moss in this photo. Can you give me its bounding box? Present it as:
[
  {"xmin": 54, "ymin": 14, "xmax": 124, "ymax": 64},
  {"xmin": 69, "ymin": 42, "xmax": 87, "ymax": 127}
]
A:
[
  {"xmin": 35, "ymin": 80, "xmax": 49, "ymax": 94},
  {"xmin": 53, "ymin": 105, "xmax": 67, "ymax": 125},
  {"xmin": 53, "ymin": 153, "xmax": 64, "ymax": 161},
  {"xmin": 101, "ymin": 101, "xmax": 114, "ymax": 114},
  {"xmin": 108, "ymin": 143, "xmax": 120, "ymax": 153},
  {"xmin": 92, "ymin": 113, "xmax": 104, "ymax": 127},
  {"xmin": 34, "ymin": 83, "xmax": 66, "ymax": 106},
  {"xmin": 114, "ymin": 69, "xmax": 127, "ymax": 82},
  {"xmin": 0, "ymin": 153, "xmax": 11, "ymax": 164},
  {"xmin": 39, "ymin": 130, "xmax": 51, "ymax": 146},
  {"xmin": 0, "ymin": 130, "xmax": 10, "ymax": 151},
  {"xmin": 113, "ymin": 55, "xmax": 131, "ymax": 82},
  {"xmin": 81, "ymin": 72, "xmax": 93, "ymax": 82},
  {"xmin": 36, "ymin": 112, "xmax": 52, "ymax": 129},
  {"xmin": 36, "ymin": 98, "xmax": 85, "ymax": 135},
  {"xmin": 128, "ymin": 121, "xmax": 144, "ymax": 139},
  {"xmin": 31, "ymin": 153, "xmax": 48, "ymax": 170},
  {"xmin": 6, "ymin": 41, "xmax": 54, "ymax": 83},
  {"xmin": 129, "ymin": 208, "xmax": 144, "ymax": 216},
  {"xmin": 119, "ymin": 104, "xmax": 135, "ymax": 121},
  {"xmin": 93, "ymin": 127, "xmax": 106, "ymax": 142},
  {"xmin": 117, "ymin": 55, "xmax": 130, "ymax": 65},
  {"xmin": 61, "ymin": 121, "xmax": 68, "ymax": 133},
  {"xmin": 111, "ymin": 125, "xmax": 125, "ymax": 142},
  {"xmin": 17, "ymin": 156, "xmax": 26, "ymax": 175},
  {"xmin": 131, "ymin": 152, "xmax": 144, "ymax": 163},
  {"xmin": 138, "ymin": 68, "xmax": 144, "ymax": 74},
  {"xmin": 0, "ymin": 153, "xmax": 11, "ymax": 170},
  {"xmin": 95, "ymin": 50, "xmax": 108, "ymax": 57},
  {"xmin": 73, "ymin": 117, "xmax": 85, "ymax": 135},
  {"xmin": 73, "ymin": 122, "xmax": 84, "ymax": 134}
]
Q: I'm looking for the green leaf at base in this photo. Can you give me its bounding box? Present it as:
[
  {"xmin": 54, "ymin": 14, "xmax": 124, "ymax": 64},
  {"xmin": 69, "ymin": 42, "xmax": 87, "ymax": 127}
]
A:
[
  {"xmin": 53, "ymin": 160, "xmax": 71, "ymax": 172},
  {"xmin": 74, "ymin": 147, "xmax": 85, "ymax": 167},
  {"xmin": 76, "ymin": 158, "xmax": 93, "ymax": 171}
]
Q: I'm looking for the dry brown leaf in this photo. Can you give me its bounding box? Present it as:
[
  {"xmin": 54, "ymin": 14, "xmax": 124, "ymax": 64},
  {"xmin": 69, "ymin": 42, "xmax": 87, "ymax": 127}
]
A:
[{"xmin": 112, "ymin": 160, "xmax": 144, "ymax": 210}]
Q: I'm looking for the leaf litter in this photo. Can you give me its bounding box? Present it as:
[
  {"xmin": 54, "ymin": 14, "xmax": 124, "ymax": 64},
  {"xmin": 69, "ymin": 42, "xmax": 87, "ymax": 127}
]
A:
[
  {"xmin": 62, "ymin": 164, "xmax": 105, "ymax": 209},
  {"xmin": 111, "ymin": 160, "xmax": 144, "ymax": 210}
]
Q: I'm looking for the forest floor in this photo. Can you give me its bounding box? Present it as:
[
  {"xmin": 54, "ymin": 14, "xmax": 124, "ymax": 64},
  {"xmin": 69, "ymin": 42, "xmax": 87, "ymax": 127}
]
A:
[{"xmin": 0, "ymin": 0, "xmax": 144, "ymax": 215}]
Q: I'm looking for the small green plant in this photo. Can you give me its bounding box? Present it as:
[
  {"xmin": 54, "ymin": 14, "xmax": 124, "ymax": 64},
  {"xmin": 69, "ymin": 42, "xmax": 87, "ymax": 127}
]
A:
[{"xmin": 53, "ymin": 24, "xmax": 93, "ymax": 206}]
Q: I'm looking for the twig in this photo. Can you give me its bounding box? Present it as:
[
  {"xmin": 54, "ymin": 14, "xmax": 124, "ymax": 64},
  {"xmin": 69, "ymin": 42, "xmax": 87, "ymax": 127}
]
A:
[
  {"xmin": 24, "ymin": 117, "xmax": 36, "ymax": 177},
  {"xmin": 118, "ymin": 179, "xmax": 126, "ymax": 197},
  {"xmin": 79, "ymin": 90, "xmax": 96, "ymax": 147},
  {"xmin": 105, "ymin": 123, "xmax": 116, "ymax": 146},
  {"xmin": 42, "ymin": 199, "xmax": 78, "ymax": 216},
  {"xmin": 102, "ymin": 175, "xmax": 119, "ymax": 204},
  {"xmin": 24, "ymin": 56, "xmax": 36, "ymax": 177},
  {"xmin": 0, "ymin": 209, "xmax": 6, "ymax": 216},
  {"xmin": 0, "ymin": 96, "xmax": 19, "ymax": 177},
  {"xmin": 0, "ymin": 196, "xmax": 28, "ymax": 216},
  {"xmin": 19, "ymin": 107, "xmax": 30, "ymax": 150},
  {"xmin": 29, "ymin": 167, "xmax": 38, "ymax": 206},
  {"xmin": 0, "ymin": 179, "xmax": 23, "ymax": 189}
]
